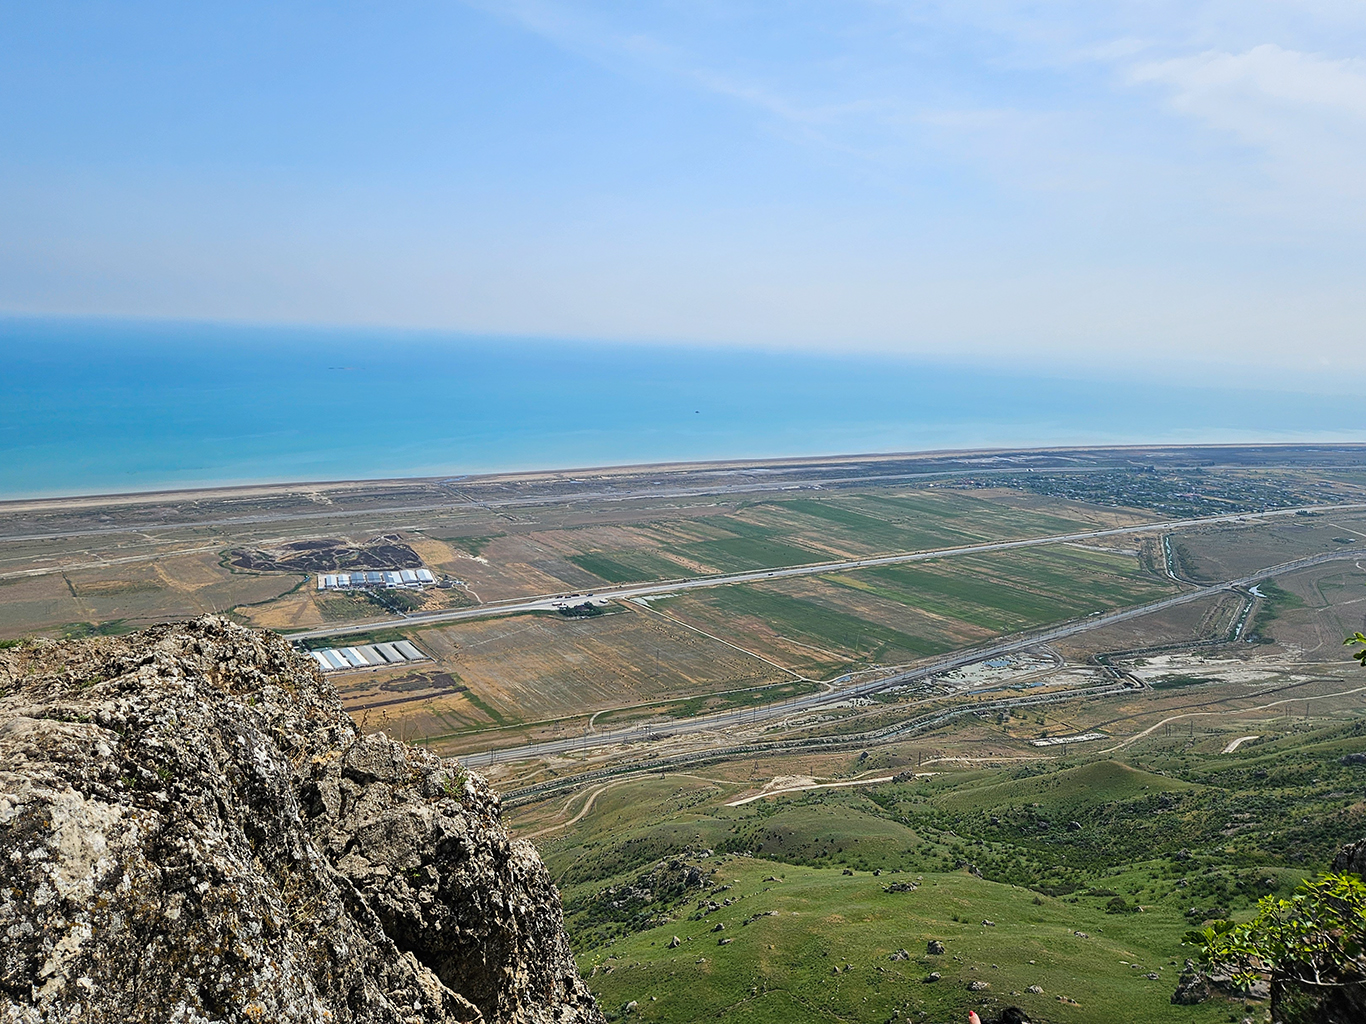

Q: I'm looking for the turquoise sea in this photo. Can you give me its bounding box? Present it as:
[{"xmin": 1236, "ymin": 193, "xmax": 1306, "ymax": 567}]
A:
[{"xmin": 3, "ymin": 317, "xmax": 1364, "ymax": 499}]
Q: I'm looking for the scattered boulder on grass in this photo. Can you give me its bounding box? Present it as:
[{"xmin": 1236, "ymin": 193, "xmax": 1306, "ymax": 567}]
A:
[
  {"xmin": 927, "ymin": 940, "xmax": 946, "ymax": 955},
  {"xmin": 668, "ymin": 936, "xmax": 681, "ymax": 948},
  {"xmin": 889, "ymin": 950, "xmax": 911, "ymax": 962},
  {"xmin": 1170, "ymin": 960, "xmax": 1212, "ymax": 1005},
  {"xmin": 923, "ymin": 972, "xmax": 941, "ymax": 983},
  {"xmin": 1026, "ymin": 985, "xmax": 1044, "ymax": 994},
  {"xmin": 968, "ymin": 980, "xmax": 991, "ymax": 992}
]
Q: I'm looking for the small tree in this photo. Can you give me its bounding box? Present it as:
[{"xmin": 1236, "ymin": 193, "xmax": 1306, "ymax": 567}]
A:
[
  {"xmin": 1186, "ymin": 874, "xmax": 1366, "ymax": 1023},
  {"xmin": 1345, "ymin": 632, "xmax": 1366, "ymax": 667},
  {"xmin": 1178, "ymin": 634, "xmax": 1366, "ymax": 1022}
]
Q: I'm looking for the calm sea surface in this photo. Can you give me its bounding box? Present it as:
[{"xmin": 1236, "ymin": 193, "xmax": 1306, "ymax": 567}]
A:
[{"xmin": 3, "ymin": 317, "xmax": 1363, "ymax": 499}]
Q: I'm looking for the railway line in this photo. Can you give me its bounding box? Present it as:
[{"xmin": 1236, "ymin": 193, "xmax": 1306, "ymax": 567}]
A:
[{"xmin": 461, "ymin": 546, "xmax": 1365, "ymax": 773}]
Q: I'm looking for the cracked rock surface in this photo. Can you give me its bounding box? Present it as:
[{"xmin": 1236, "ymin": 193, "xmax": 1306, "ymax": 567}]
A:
[{"xmin": 0, "ymin": 617, "xmax": 603, "ymax": 1024}]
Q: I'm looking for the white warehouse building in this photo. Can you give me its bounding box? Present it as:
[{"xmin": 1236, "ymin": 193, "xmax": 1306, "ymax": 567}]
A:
[
  {"xmin": 317, "ymin": 567, "xmax": 436, "ymax": 591},
  {"xmin": 307, "ymin": 639, "xmax": 428, "ymax": 672}
]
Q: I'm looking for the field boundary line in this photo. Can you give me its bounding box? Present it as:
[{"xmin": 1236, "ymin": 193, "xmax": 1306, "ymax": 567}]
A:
[
  {"xmin": 468, "ymin": 546, "xmax": 1366, "ymax": 773},
  {"xmin": 287, "ymin": 505, "xmax": 1366, "ymax": 641}
]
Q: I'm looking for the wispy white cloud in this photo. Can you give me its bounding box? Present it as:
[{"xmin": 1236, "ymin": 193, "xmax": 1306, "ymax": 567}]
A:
[
  {"xmin": 467, "ymin": 0, "xmax": 877, "ymax": 133},
  {"xmin": 473, "ymin": 1, "xmax": 1366, "ymax": 213},
  {"xmin": 1131, "ymin": 43, "xmax": 1366, "ymax": 195},
  {"xmin": 468, "ymin": 0, "xmax": 1118, "ymax": 190},
  {"xmin": 1136, "ymin": 44, "xmax": 1366, "ymax": 115}
]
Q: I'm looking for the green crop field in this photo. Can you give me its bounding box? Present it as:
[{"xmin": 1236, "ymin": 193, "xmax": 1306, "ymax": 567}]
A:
[
  {"xmin": 672, "ymin": 585, "xmax": 947, "ymax": 661},
  {"xmin": 569, "ymin": 551, "xmax": 693, "ymax": 584},
  {"xmin": 643, "ymin": 543, "xmax": 1178, "ymax": 679},
  {"xmin": 830, "ymin": 545, "xmax": 1177, "ymax": 634},
  {"xmin": 561, "ymin": 490, "xmax": 1153, "ymax": 591},
  {"xmin": 764, "ymin": 492, "xmax": 1105, "ymax": 555},
  {"xmin": 686, "ymin": 536, "xmax": 824, "ymax": 573}
]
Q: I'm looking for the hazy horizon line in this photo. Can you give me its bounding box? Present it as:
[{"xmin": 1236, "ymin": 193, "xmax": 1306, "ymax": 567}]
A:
[
  {"xmin": 2, "ymin": 310, "xmax": 1355, "ymax": 397},
  {"xmin": 7, "ymin": 440, "xmax": 1366, "ymax": 506}
]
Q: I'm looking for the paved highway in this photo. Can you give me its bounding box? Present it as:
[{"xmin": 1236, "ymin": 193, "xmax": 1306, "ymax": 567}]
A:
[
  {"xmin": 457, "ymin": 547, "xmax": 1366, "ymax": 768},
  {"xmin": 290, "ymin": 503, "xmax": 1366, "ymax": 641}
]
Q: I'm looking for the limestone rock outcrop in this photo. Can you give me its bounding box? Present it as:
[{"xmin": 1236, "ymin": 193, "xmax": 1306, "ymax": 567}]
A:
[
  {"xmin": 0, "ymin": 617, "xmax": 603, "ymax": 1024},
  {"xmin": 1331, "ymin": 835, "xmax": 1366, "ymax": 877}
]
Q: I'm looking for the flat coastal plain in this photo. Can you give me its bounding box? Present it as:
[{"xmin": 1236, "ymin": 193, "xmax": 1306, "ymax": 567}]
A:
[{"xmin": 7, "ymin": 443, "xmax": 1366, "ymax": 1023}]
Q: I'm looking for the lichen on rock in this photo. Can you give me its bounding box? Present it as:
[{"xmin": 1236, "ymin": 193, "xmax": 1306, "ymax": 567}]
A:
[{"xmin": 0, "ymin": 616, "xmax": 603, "ymax": 1024}]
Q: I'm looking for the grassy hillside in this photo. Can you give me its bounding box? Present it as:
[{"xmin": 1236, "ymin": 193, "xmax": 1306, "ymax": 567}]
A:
[
  {"xmin": 517, "ymin": 718, "xmax": 1366, "ymax": 1023},
  {"xmin": 580, "ymin": 858, "xmax": 1233, "ymax": 1024}
]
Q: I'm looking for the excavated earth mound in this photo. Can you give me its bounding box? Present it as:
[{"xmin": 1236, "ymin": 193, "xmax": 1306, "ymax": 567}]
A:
[{"xmin": 0, "ymin": 617, "xmax": 603, "ymax": 1024}]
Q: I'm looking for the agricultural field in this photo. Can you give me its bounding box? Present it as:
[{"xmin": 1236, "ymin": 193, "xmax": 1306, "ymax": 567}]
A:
[
  {"xmin": 1166, "ymin": 510, "xmax": 1366, "ymax": 582},
  {"xmin": 339, "ymin": 603, "xmax": 797, "ymax": 753},
  {"xmin": 642, "ymin": 542, "xmax": 1179, "ymax": 679},
  {"xmin": 5, "ymin": 449, "xmax": 1364, "ymax": 651},
  {"xmin": 555, "ymin": 490, "xmax": 1147, "ymax": 587},
  {"xmin": 0, "ymin": 474, "xmax": 1159, "ymax": 641},
  {"xmin": 322, "ymin": 536, "xmax": 1181, "ymax": 756},
  {"xmin": 0, "ymin": 547, "xmax": 303, "ymax": 638}
]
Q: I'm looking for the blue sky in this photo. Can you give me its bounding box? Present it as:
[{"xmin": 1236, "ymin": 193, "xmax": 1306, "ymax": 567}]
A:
[{"xmin": 3, "ymin": 2, "xmax": 1364, "ymax": 382}]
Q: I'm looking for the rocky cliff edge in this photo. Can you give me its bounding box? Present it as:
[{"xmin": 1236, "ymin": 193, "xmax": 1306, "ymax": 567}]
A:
[{"xmin": 0, "ymin": 617, "xmax": 603, "ymax": 1024}]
